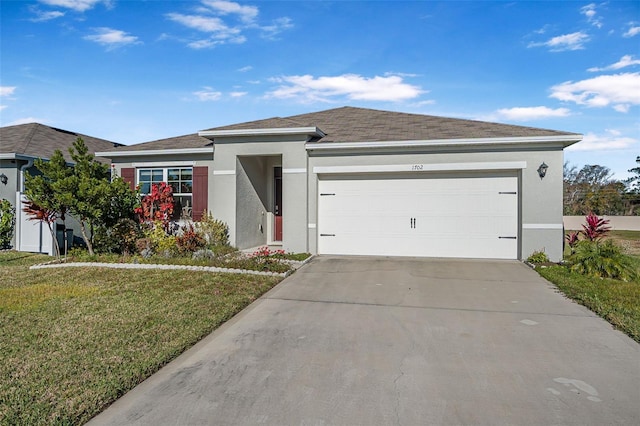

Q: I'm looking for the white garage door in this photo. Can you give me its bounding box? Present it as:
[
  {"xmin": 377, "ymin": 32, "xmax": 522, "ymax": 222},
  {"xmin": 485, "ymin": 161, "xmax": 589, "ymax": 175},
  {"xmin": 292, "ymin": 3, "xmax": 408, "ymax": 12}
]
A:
[{"xmin": 317, "ymin": 174, "xmax": 518, "ymax": 259}]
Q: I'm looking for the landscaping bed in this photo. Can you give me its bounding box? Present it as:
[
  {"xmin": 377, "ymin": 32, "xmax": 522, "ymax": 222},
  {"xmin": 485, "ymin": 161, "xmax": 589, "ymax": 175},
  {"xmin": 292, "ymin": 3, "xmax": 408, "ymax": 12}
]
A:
[{"xmin": 0, "ymin": 251, "xmax": 283, "ymax": 425}]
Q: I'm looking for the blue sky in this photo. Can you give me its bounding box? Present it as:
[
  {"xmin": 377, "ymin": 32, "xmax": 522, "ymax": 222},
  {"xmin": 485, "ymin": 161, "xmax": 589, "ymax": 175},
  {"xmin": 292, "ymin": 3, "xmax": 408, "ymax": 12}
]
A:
[{"xmin": 1, "ymin": 0, "xmax": 639, "ymax": 179}]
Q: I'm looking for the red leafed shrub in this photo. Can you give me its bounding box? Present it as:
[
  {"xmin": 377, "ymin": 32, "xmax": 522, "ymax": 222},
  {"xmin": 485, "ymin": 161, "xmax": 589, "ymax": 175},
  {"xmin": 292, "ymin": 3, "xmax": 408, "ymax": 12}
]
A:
[
  {"xmin": 134, "ymin": 182, "xmax": 174, "ymax": 231},
  {"xmin": 176, "ymin": 223, "xmax": 206, "ymax": 254},
  {"xmin": 581, "ymin": 212, "xmax": 611, "ymax": 241},
  {"xmin": 250, "ymin": 246, "xmax": 285, "ymax": 258}
]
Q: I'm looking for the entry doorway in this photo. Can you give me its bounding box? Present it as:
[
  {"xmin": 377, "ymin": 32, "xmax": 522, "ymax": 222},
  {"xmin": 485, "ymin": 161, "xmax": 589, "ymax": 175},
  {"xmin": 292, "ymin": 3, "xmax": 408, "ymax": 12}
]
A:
[{"xmin": 274, "ymin": 167, "xmax": 283, "ymax": 241}]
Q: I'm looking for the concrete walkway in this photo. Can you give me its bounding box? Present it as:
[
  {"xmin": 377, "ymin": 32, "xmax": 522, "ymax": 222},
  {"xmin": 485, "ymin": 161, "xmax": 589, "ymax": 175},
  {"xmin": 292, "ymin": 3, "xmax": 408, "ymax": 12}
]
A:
[{"xmin": 88, "ymin": 256, "xmax": 640, "ymax": 425}]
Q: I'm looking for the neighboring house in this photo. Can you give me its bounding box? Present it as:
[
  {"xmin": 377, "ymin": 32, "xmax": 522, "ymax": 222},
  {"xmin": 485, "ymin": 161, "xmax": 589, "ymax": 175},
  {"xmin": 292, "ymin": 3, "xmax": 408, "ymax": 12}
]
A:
[
  {"xmin": 98, "ymin": 106, "xmax": 581, "ymax": 262},
  {"xmin": 0, "ymin": 122, "xmax": 121, "ymax": 252}
]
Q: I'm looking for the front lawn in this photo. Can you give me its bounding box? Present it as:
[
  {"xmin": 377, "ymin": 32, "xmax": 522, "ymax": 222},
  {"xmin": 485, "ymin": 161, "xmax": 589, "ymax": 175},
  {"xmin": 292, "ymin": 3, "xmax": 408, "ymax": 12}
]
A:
[
  {"xmin": 0, "ymin": 251, "xmax": 282, "ymax": 425},
  {"xmin": 536, "ymin": 230, "xmax": 640, "ymax": 344},
  {"xmin": 536, "ymin": 265, "xmax": 640, "ymax": 343}
]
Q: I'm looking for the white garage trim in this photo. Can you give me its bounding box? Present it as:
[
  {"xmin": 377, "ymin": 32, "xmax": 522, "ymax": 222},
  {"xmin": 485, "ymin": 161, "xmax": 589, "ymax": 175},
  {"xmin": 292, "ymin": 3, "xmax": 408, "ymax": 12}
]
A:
[
  {"xmin": 213, "ymin": 170, "xmax": 236, "ymax": 175},
  {"xmin": 313, "ymin": 161, "xmax": 526, "ymax": 175}
]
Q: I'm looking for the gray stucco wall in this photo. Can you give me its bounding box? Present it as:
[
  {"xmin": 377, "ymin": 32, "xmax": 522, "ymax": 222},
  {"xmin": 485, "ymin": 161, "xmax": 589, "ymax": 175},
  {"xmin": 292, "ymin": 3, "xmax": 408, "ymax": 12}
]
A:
[
  {"xmin": 211, "ymin": 136, "xmax": 308, "ymax": 253},
  {"xmin": 0, "ymin": 160, "xmax": 21, "ymax": 205},
  {"xmin": 236, "ymin": 156, "xmax": 269, "ymax": 249},
  {"xmin": 307, "ymin": 146, "xmax": 565, "ymax": 262}
]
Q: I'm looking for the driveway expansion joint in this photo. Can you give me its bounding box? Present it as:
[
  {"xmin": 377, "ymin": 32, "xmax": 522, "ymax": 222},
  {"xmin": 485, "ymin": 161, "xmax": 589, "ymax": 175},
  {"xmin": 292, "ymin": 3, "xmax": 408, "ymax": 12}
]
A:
[{"xmin": 263, "ymin": 296, "xmax": 596, "ymax": 318}]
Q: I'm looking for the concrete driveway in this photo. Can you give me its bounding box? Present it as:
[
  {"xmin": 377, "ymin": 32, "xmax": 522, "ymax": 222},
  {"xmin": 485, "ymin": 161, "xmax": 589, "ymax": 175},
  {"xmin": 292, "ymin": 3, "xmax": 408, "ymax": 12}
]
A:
[{"xmin": 88, "ymin": 256, "xmax": 640, "ymax": 425}]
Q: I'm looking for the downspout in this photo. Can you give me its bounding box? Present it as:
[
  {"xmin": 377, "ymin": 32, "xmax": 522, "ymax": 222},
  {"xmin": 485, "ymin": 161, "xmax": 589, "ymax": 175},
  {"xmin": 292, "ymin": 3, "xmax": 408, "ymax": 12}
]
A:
[{"xmin": 19, "ymin": 158, "xmax": 34, "ymax": 192}]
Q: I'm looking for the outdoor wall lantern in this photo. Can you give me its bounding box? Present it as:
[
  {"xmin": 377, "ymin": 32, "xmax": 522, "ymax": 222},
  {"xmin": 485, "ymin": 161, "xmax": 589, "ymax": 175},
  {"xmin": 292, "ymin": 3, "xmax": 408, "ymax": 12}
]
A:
[
  {"xmin": 0, "ymin": 173, "xmax": 7, "ymax": 185},
  {"xmin": 537, "ymin": 162, "xmax": 548, "ymax": 179}
]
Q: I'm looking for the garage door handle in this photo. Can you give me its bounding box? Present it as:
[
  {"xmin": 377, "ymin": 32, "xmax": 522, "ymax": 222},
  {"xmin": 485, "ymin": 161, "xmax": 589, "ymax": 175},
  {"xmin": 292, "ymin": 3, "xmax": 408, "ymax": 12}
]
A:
[
  {"xmin": 320, "ymin": 233, "xmax": 335, "ymax": 237},
  {"xmin": 320, "ymin": 193, "xmax": 335, "ymax": 196},
  {"xmin": 499, "ymin": 191, "xmax": 517, "ymax": 195},
  {"xmin": 499, "ymin": 236, "xmax": 517, "ymax": 239}
]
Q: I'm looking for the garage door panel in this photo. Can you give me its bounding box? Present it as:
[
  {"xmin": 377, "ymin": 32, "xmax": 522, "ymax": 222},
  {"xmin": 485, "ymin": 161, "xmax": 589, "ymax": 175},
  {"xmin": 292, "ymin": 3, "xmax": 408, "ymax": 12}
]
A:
[{"xmin": 318, "ymin": 175, "xmax": 518, "ymax": 259}]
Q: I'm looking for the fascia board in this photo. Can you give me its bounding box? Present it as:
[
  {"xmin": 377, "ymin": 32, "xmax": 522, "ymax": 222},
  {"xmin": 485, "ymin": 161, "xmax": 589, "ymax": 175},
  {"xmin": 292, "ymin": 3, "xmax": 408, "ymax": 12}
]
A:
[
  {"xmin": 0, "ymin": 153, "xmax": 40, "ymax": 160},
  {"xmin": 95, "ymin": 147, "xmax": 214, "ymax": 158},
  {"xmin": 199, "ymin": 127, "xmax": 326, "ymax": 138},
  {"xmin": 305, "ymin": 134, "xmax": 583, "ymax": 151}
]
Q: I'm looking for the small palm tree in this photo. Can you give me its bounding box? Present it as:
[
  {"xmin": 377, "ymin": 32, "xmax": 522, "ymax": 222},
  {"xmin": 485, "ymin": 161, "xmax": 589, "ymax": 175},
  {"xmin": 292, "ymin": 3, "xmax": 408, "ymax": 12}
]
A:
[{"xmin": 22, "ymin": 200, "xmax": 61, "ymax": 258}]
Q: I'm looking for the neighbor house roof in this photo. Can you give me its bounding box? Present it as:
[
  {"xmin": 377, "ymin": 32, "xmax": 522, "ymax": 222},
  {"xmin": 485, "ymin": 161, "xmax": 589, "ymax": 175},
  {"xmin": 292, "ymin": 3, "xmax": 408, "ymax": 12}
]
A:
[
  {"xmin": 0, "ymin": 122, "xmax": 122, "ymax": 162},
  {"xmin": 99, "ymin": 106, "xmax": 581, "ymax": 154}
]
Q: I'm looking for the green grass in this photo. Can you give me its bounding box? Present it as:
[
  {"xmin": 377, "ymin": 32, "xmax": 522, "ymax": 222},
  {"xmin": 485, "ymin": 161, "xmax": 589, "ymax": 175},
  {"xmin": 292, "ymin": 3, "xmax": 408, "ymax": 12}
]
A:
[
  {"xmin": 544, "ymin": 231, "xmax": 640, "ymax": 343},
  {"xmin": 537, "ymin": 265, "xmax": 640, "ymax": 343},
  {"xmin": 0, "ymin": 251, "xmax": 282, "ymax": 425}
]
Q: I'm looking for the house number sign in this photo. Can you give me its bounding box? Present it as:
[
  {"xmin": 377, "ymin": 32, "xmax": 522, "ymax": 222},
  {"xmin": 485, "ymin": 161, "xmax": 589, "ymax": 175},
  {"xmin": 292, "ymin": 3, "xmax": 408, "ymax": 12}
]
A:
[{"xmin": 411, "ymin": 164, "xmax": 424, "ymax": 171}]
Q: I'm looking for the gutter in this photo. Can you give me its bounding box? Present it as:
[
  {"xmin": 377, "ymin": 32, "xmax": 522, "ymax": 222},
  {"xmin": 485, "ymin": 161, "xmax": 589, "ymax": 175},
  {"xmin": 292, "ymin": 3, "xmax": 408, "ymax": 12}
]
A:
[
  {"xmin": 95, "ymin": 147, "xmax": 214, "ymax": 158},
  {"xmin": 305, "ymin": 134, "xmax": 583, "ymax": 151}
]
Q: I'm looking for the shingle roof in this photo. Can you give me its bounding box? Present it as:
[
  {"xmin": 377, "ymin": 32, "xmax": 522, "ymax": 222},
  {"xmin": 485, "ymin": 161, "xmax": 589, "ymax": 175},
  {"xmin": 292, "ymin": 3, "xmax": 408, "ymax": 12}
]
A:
[
  {"xmin": 100, "ymin": 106, "xmax": 580, "ymax": 154},
  {"xmin": 0, "ymin": 122, "xmax": 121, "ymax": 162},
  {"xmin": 207, "ymin": 106, "xmax": 579, "ymax": 143},
  {"xmin": 102, "ymin": 133, "xmax": 213, "ymax": 152}
]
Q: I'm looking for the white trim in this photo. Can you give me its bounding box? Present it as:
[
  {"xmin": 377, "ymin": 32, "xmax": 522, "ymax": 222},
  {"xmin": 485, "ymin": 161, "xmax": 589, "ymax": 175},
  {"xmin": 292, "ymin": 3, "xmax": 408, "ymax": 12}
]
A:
[
  {"xmin": 522, "ymin": 223, "xmax": 564, "ymax": 230},
  {"xmin": 213, "ymin": 170, "xmax": 235, "ymax": 175},
  {"xmin": 95, "ymin": 147, "xmax": 214, "ymax": 157},
  {"xmin": 132, "ymin": 161, "xmax": 195, "ymax": 168},
  {"xmin": 199, "ymin": 127, "xmax": 325, "ymax": 138},
  {"xmin": 308, "ymin": 223, "xmax": 317, "ymax": 229},
  {"xmin": 306, "ymin": 135, "xmax": 582, "ymax": 151},
  {"xmin": 283, "ymin": 168, "xmax": 307, "ymax": 174},
  {"xmin": 313, "ymin": 161, "xmax": 527, "ymax": 175},
  {"xmin": 0, "ymin": 153, "xmax": 39, "ymax": 160}
]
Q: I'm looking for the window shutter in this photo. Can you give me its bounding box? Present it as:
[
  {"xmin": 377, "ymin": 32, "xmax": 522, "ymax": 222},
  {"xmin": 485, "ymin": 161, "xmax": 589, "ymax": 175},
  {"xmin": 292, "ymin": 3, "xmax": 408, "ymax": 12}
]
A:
[
  {"xmin": 192, "ymin": 166, "xmax": 208, "ymax": 221},
  {"xmin": 121, "ymin": 168, "xmax": 135, "ymax": 191}
]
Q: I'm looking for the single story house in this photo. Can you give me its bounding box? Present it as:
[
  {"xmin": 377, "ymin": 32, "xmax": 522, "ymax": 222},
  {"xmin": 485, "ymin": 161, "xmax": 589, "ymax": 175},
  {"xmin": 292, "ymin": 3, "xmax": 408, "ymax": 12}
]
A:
[
  {"xmin": 97, "ymin": 106, "xmax": 581, "ymax": 262},
  {"xmin": 0, "ymin": 122, "xmax": 121, "ymax": 252}
]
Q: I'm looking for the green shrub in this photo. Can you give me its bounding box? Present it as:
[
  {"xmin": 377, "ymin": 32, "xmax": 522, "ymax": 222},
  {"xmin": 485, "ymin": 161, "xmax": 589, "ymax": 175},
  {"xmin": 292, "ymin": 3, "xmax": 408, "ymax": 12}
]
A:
[
  {"xmin": 569, "ymin": 240, "xmax": 637, "ymax": 281},
  {"xmin": 197, "ymin": 211, "xmax": 230, "ymax": 248},
  {"xmin": 94, "ymin": 218, "xmax": 141, "ymax": 254},
  {"xmin": 144, "ymin": 223, "xmax": 177, "ymax": 257},
  {"xmin": 176, "ymin": 223, "xmax": 206, "ymax": 255},
  {"xmin": 0, "ymin": 199, "xmax": 15, "ymax": 249},
  {"xmin": 527, "ymin": 250, "xmax": 550, "ymax": 264}
]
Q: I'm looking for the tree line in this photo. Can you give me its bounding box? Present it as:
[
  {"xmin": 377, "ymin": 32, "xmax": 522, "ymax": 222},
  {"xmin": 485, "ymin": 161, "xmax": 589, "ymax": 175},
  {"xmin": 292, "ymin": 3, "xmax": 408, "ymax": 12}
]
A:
[{"xmin": 564, "ymin": 156, "xmax": 640, "ymax": 216}]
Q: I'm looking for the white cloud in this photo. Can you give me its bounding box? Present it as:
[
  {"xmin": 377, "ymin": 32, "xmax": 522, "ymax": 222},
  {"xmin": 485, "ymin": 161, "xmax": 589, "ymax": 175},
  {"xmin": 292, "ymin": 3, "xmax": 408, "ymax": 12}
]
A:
[
  {"xmin": 193, "ymin": 88, "xmax": 222, "ymax": 101},
  {"xmin": 238, "ymin": 66, "xmax": 253, "ymax": 72},
  {"xmin": 580, "ymin": 3, "xmax": 602, "ymax": 28},
  {"xmin": 38, "ymin": 0, "xmax": 108, "ymax": 12},
  {"xmin": 6, "ymin": 117, "xmax": 48, "ymax": 126},
  {"xmin": 0, "ymin": 86, "xmax": 16, "ymax": 97},
  {"xmin": 528, "ymin": 31, "xmax": 589, "ymax": 51},
  {"xmin": 202, "ymin": 0, "xmax": 258, "ymax": 23},
  {"xmin": 166, "ymin": 13, "xmax": 233, "ymax": 34},
  {"xmin": 230, "ymin": 91, "xmax": 247, "ymax": 97},
  {"xmin": 0, "ymin": 105, "xmax": 7, "ymax": 111},
  {"xmin": 496, "ymin": 106, "xmax": 571, "ymax": 121},
  {"xmin": 566, "ymin": 130, "xmax": 638, "ymax": 152},
  {"xmin": 588, "ymin": 55, "xmax": 640, "ymax": 72},
  {"xmin": 259, "ymin": 17, "xmax": 294, "ymax": 39},
  {"xmin": 84, "ymin": 28, "xmax": 141, "ymax": 49},
  {"xmin": 166, "ymin": 1, "xmax": 291, "ymax": 49},
  {"xmin": 550, "ymin": 72, "xmax": 640, "ymax": 112},
  {"xmin": 266, "ymin": 74, "xmax": 424, "ymax": 103},
  {"xmin": 624, "ymin": 25, "xmax": 640, "ymax": 38},
  {"xmin": 29, "ymin": 8, "xmax": 65, "ymax": 22}
]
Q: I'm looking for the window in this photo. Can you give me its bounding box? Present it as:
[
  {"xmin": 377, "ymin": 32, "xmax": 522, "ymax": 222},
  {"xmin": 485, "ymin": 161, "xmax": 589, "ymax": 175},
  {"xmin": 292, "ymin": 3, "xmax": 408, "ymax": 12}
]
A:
[{"xmin": 138, "ymin": 168, "xmax": 193, "ymax": 220}]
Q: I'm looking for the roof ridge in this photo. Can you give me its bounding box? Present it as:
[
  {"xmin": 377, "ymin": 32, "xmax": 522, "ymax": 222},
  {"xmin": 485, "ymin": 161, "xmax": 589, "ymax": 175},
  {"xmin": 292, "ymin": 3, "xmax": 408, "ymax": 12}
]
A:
[{"xmin": 19, "ymin": 123, "xmax": 40, "ymax": 156}]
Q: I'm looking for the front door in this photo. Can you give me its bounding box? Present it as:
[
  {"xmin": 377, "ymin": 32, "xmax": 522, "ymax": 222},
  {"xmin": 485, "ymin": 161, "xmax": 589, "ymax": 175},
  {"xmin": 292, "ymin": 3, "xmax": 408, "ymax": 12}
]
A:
[{"xmin": 274, "ymin": 167, "xmax": 283, "ymax": 241}]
